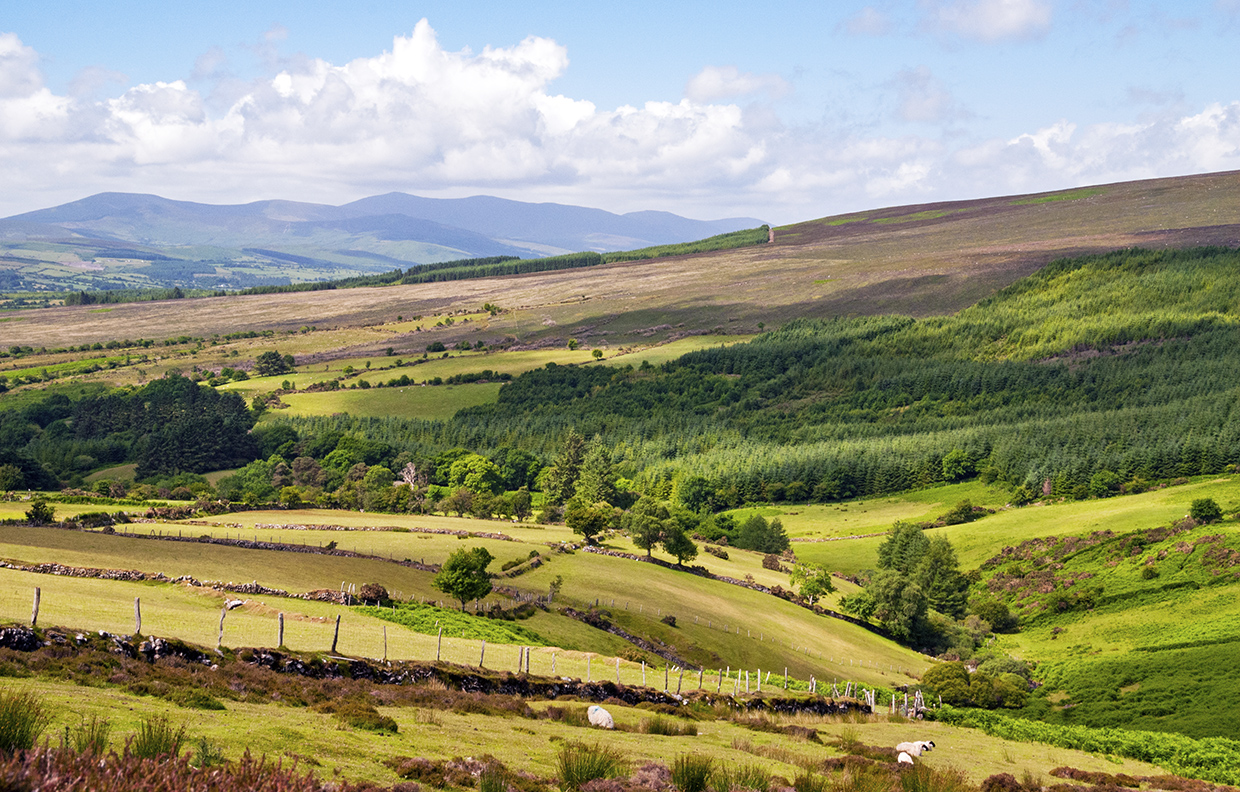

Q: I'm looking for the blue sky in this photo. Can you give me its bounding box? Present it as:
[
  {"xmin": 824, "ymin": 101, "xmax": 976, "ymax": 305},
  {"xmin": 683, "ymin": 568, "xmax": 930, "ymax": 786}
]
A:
[{"xmin": 2, "ymin": 1, "xmax": 1239, "ymax": 223}]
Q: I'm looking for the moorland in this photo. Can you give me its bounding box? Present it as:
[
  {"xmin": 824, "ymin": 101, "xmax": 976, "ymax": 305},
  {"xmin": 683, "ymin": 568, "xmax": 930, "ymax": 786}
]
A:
[{"xmin": 4, "ymin": 171, "xmax": 1240, "ymax": 790}]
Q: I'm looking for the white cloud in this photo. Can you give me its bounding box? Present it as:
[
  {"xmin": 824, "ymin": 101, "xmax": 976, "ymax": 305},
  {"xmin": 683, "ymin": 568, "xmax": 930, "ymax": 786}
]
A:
[
  {"xmin": 2, "ymin": 21, "xmax": 1240, "ymax": 225},
  {"xmin": 0, "ymin": 32, "xmax": 43, "ymax": 98},
  {"xmin": 927, "ymin": 0, "xmax": 1053, "ymax": 41},
  {"xmin": 684, "ymin": 65, "xmax": 789, "ymax": 103},
  {"xmin": 843, "ymin": 7, "xmax": 894, "ymax": 35},
  {"xmin": 890, "ymin": 66, "xmax": 969, "ymax": 123}
]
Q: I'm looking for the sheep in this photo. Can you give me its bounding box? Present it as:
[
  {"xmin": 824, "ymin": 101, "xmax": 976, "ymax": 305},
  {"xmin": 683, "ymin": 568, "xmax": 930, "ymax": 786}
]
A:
[
  {"xmin": 895, "ymin": 740, "xmax": 935, "ymax": 756},
  {"xmin": 898, "ymin": 752, "xmax": 915, "ymax": 766},
  {"xmin": 587, "ymin": 705, "xmax": 614, "ymax": 729}
]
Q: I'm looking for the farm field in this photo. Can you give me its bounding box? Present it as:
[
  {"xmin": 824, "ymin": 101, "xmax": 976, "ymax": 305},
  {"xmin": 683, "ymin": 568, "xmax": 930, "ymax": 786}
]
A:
[
  {"xmin": 0, "ymin": 516, "xmax": 930, "ymax": 686},
  {"xmin": 793, "ymin": 475, "xmax": 1240, "ymax": 574}
]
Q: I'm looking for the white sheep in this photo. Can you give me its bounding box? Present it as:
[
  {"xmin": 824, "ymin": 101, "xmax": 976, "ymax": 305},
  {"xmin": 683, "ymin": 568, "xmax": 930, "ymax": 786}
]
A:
[
  {"xmin": 895, "ymin": 740, "xmax": 935, "ymax": 756},
  {"xmin": 897, "ymin": 752, "xmax": 915, "ymax": 766},
  {"xmin": 587, "ymin": 705, "xmax": 614, "ymax": 729}
]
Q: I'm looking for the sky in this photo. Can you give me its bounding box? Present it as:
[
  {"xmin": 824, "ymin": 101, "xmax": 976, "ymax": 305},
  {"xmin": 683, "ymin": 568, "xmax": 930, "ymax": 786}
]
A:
[{"xmin": 2, "ymin": 0, "xmax": 1239, "ymax": 224}]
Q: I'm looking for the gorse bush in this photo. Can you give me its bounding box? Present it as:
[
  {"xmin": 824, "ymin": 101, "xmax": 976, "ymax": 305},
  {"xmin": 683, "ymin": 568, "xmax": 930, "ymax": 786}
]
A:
[
  {"xmin": 0, "ymin": 688, "xmax": 50, "ymax": 753},
  {"xmin": 128, "ymin": 716, "xmax": 186, "ymax": 759},
  {"xmin": 672, "ymin": 754, "xmax": 714, "ymax": 792},
  {"xmin": 556, "ymin": 741, "xmax": 629, "ymax": 791}
]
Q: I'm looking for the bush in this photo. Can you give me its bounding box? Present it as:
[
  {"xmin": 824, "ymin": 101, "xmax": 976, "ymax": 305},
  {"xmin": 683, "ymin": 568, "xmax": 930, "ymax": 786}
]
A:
[
  {"xmin": 761, "ymin": 554, "xmax": 782, "ymax": 571},
  {"xmin": 0, "ymin": 689, "xmax": 50, "ymax": 753},
  {"xmin": 672, "ymin": 754, "xmax": 714, "ymax": 792},
  {"xmin": 128, "ymin": 715, "xmax": 186, "ymax": 759},
  {"xmin": 312, "ymin": 699, "xmax": 398, "ymax": 733},
  {"xmin": 557, "ymin": 741, "xmax": 629, "ymax": 791},
  {"xmin": 1190, "ymin": 498, "xmax": 1223, "ymax": 524}
]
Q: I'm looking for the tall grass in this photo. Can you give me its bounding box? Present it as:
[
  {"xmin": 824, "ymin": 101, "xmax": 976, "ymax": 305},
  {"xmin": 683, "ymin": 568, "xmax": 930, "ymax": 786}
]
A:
[
  {"xmin": 65, "ymin": 714, "xmax": 112, "ymax": 755},
  {"xmin": 642, "ymin": 715, "xmax": 699, "ymax": 736},
  {"xmin": 672, "ymin": 754, "xmax": 714, "ymax": 792},
  {"xmin": 0, "ymin": 689, "xmax": 50, "ymax": 753},
  {"xmin": 557, "ymin": 741, "xmax": 629, "ymax": 791},
  {"xmin": 710, "ymin": 764, "xmax": 772, "ymax": 792},
  {"xmin": 127, "ymin": 716, "xmax": 186, "ymax": 759}
]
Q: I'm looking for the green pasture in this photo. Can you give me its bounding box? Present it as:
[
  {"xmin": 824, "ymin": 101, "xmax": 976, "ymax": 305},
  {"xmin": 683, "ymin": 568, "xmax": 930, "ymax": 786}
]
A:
[
  {"xmin": 728, "ymin": 480, "xmax": 1012, "ymax": 540},
  {"xmin": 84, "ymin": 463, "xmax": 138, "ymax": 483},
  {"xmin": 7, "ymin": 676, "xmax": 1163, "ymax": 788},
  {"xmin": 795, "ymin": 475, "xmax": 1240, "ymax": 574},
  {"xmin": 225, "ymin": 334, "xmax": 751, "ymax": 403},
  {"xmin": 0, "ymin": 517, "xmax": 927, "ymax": 686},
  {"xmin": 275, "ymin": 383, "xmax": 503, "ymax": 419}
]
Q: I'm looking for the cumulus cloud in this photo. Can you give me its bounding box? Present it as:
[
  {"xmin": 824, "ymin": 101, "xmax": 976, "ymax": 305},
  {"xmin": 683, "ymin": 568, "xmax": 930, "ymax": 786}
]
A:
[
  {"xmin": 926, "ymin": 0, "xmax": 1053, "ymax": 41},
  {"xmin": 0, "ymin": 32, "xmax": 43, "ymax": 98},
  {"xmin": 1, "ymin": 20, "xmax": 1239, "ymax": 224},
  {"xmin": 684, "ymin": 65, "xmax": 789, "ymax": 103}
]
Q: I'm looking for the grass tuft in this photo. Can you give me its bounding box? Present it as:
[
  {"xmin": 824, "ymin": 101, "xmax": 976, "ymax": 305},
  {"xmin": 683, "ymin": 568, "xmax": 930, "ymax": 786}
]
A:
[
  {"xmin": 0, "ymin": 688, "xmax": 50, "ymax": 754},
  {"xmin": 557, "ymin": 741, "xmax": 629, "ymax": 791},
  {"xmin": 65, "ymin": 714, "xmax": 112, "ymax": 755},
  {"xmin": 672, "ymin": 754, "xmax": 714, "ymax": 792},
  {"xmin": 128, "ymin": 715, "xmax": 186, "ymax": 759},
  {"xmin": 710, "ymin": 764, "xmax": 771, "ymax": 792}
]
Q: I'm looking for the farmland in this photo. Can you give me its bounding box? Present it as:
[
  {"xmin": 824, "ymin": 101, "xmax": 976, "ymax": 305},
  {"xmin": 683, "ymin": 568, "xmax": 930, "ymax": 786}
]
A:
[{"xmin": 9, "ymin": 171, "xmax": 1240, "ymax": 789}]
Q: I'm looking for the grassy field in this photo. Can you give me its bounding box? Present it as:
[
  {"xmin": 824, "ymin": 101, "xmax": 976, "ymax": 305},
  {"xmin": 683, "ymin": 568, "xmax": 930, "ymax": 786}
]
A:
[
  {"xmin": 790, "ymin": 475, "xmax": 1240, "ymax": 574},
  {"xmin": 11, "ymin": 674, "xmax": 1163, "ymax": 788},
  {"xmin": 0, "ymin": 511, "xmax": 929, "ymax": 686},
  {"xmin": 275, "ymin": 383, "xmax": 503, "ymax": 419}
]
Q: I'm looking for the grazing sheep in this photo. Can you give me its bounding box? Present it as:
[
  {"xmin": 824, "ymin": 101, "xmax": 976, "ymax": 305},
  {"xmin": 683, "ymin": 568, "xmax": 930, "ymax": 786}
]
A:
[
  {"xmin": 587, "ymin": 705, "xmax": 614, "ymax": 729},
  {"xmin": 898, "ymin": 752, "xmax": 915, "ymax": 766},
  {"xmin": 895, "ymin": 740, "xmax": 935, "ymax": 756}
]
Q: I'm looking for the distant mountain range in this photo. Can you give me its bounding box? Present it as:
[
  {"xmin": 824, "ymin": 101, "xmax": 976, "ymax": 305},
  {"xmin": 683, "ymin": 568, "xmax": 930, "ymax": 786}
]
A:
[{"xmin": 0, "ymin": 192, "xmax": 762, "ymax": 293}]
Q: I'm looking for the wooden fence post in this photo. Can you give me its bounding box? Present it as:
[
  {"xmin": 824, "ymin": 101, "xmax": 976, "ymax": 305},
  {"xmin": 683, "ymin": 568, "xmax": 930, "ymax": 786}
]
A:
[
  {"xmin": 331, "ymin": 614, "xmax": 341, "ymax": 653},
  {"xmin": 31, "ymin": 588, "xmax": 39, "ymax": 628},
  {"xmin": 134, "ymin": 597, "xmax": 141, "ymax": 635},
  {"xmin": 480, "ymin": 640, "xmax": 486, "ymax": 667},
  {"xmin": 278, "ymin": 613, "xmax": 284, "ymax": 647},
  {"xmin": 218, "ymin": 608, "xmax": 226, "ymax": 649},
  {"xmin": 784, "ymin": 667, "xmax": 788, "ymax": 689},
  {"xmin": 437, "ymin": 626, "xmax": 442, "ymax": 661},
  {"xmin": 615, "ymin": 657, "xmax": 620, "ymax": 684},
  {"xmin": 677, "ymin": 667, "xmax": 684, "ymax": 694},
  {"xmin": 698, "ymin": 668, "xmax": 703, "ymax": 689},
  {"xmin": 642, "ymin": 661, "xmax": 646, "ymax": 686},
  {"xmin": 586, "ymin": 656, "xmax": 591, "ymax": 681},
  {"xmin": 551, "ymin": 652, "xmax": 556, "ymax": 674},
  {"xmin": 664, "ymin": 664, "xmax": 669, "ymax": 692},
  {"xmin": 383, "ymin": 625, "xmax": 388, "ymax": 662}
]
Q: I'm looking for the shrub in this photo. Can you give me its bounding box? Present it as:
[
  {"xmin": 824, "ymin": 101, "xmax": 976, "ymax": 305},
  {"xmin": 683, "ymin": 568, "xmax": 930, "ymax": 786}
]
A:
[
  {"xmin": 128, "ymin": 715, "xmax": 186, "ymax": 759},
  {"xmin": 1190, "ymin": 498, "xmax": 1223, "ymax": 524},
  {"xmin": 661, "ymin": 614, "xmax": 678, "ymax": 628},
  {"xmin": 65, "ymin": 714, "xmax": 111, "ymax": 755},
  {"xmin": 557, "ymin": 741, "xmax": 629, "ymax": 791},
  {"xmin": 313, "ymin": 699, "xmax": 398, "ymax": 733},
  {"xmin": 762, "ymin": 554, "xmax": 782, "ymax": 571},
  {"xmin": 672, "ymin": 754, "xmax": 714, "ymax": 792},
  {"xmin": 0, "ymin": 689, "xmax": 50, "ymax": 753}
]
